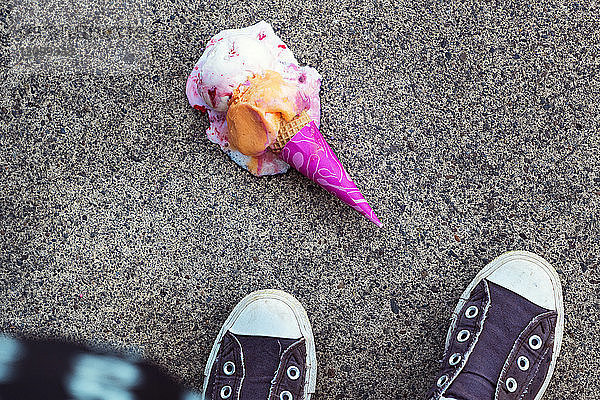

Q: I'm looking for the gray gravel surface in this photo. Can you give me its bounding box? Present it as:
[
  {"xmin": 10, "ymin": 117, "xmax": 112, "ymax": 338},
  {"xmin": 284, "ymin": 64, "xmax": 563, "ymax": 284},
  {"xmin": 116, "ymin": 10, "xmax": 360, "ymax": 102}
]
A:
[{"xmin": 1, "ymin": 0, "xmax": 600, "ymax": 398}]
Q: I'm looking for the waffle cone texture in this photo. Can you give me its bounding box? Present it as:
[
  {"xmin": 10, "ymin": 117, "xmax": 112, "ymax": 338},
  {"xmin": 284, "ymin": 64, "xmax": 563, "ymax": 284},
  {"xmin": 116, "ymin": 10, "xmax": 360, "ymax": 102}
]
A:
[{"xmin": 270, "ymin": 111, "xmax": 312, "ymax": 153}]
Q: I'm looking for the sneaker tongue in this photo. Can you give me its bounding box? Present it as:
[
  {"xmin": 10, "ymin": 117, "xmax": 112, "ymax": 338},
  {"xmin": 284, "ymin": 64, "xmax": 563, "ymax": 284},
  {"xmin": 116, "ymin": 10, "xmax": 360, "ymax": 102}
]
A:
[
  {"xmin": 445, "ymin": 371, "xmax": 494, "ymax": 400},
  {"xmin": 236, "ymin": 335, "xmax": 298, "ymax": 400},
  {"xmin": 445, "ymin": 281, "xmax": 548, "ymax": 400}
]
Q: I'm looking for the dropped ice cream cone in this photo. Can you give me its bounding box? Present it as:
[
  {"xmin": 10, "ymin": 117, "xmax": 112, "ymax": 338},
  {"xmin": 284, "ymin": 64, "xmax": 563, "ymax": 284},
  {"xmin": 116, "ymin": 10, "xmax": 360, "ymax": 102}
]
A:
[{"xmin": 270, "ymin": 111, "xmax": 382, "ymax": 227}]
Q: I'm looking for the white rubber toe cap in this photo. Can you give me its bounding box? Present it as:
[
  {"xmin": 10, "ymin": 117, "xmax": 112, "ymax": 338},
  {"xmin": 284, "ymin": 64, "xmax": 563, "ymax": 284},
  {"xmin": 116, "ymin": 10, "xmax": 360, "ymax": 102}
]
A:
[
  {"xmin": 229, "ymin": 290, "xmax": 303, "ymax": 339},
  {"xmin": 486, "ymin": 251, "xmax": 561, "ymax": 310}
]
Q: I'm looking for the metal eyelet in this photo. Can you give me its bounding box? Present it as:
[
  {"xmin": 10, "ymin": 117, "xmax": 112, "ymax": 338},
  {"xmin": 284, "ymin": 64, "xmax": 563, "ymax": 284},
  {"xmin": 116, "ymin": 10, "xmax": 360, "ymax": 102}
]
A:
[
  {"xmin": 449, "ymin": 353, "xmax": 462, "ymax": 366},
  {"xmin": 280, "ymin": 390, "xmax": 293, "ymax": 400},
  {"xmin": 506, "ymin": 377, "xmax": 517, "ymax": 393},
  {"xmin": 517, "ymin": 355, "xmax": 530, "ymax": 371},
  {"xmin": 220, "ymin": 385, "xmax": 232, "ymax": 399},
  {"xmin": 529, "ymin": 335, "xmax": 542, "ymax": 350},
  {"xmin": 465, "ymin": 305, "xmax": 479, "ymax": 319},
  {"xmin": 457, "ymin": 329, "xmax": 470, "ymax": 343},
  {"xmin": 223, "ymin": 361, "xmax": 235, "ymax": 376},
  {"xmin": 287, "ymin": 365, "xmax": 300, "ymax": 380},
  {"xmin": 437, "ymin": 375, "xmax": 448, "ymax": 387}
]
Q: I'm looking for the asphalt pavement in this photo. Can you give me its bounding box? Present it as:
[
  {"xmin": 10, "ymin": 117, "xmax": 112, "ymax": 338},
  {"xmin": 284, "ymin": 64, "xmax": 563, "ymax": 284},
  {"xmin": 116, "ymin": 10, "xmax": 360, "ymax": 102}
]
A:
[{"xmin": 1, "ymin": 0, "xmax": 599, "ymax": 398}]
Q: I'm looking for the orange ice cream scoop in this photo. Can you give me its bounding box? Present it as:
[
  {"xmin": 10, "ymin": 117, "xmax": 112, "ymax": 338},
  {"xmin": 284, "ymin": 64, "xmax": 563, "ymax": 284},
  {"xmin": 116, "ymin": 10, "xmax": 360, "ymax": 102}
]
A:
[{"xmin": 226, "ymin": 70, "xmax": 301, "ymax": 156}]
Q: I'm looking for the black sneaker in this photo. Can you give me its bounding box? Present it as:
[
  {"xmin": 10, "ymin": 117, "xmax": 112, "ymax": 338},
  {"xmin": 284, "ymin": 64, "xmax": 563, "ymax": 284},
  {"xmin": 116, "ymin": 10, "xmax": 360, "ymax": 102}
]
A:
[
  {"xmin": 202, "ymin": 290, "xmax": 317, "ymax": 400},
  {"xmin": 428, "ymin": 251, "xmax": 564, "ymax": 400}
]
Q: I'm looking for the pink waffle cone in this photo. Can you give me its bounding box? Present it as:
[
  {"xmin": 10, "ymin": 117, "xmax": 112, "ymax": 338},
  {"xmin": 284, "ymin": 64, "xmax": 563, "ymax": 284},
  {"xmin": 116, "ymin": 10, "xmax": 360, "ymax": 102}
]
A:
[{"xmin": 271, "ymin": 112, "xmax": 382, "ymax": 227}]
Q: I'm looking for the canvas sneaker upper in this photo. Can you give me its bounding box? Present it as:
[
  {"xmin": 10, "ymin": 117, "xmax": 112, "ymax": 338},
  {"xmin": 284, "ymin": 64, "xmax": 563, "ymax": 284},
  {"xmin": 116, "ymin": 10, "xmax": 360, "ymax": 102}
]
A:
[
  {"xmin": 428, "ymin": 251, "xmax": 564, "ymax": 400},
  {"xmin": 202, "ymin": 290, "xmax": 316, "ymax": 400}
]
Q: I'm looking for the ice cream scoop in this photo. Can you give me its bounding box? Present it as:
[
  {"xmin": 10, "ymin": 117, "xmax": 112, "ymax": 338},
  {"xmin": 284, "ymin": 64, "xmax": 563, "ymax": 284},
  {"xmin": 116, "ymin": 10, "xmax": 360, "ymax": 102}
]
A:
[
  {"xmin": 226, "ymin": 70, "xmax": 306, "ymax": 156},
  {"xmin": 187, "ymin": 22, "xmax": 381, "ymax": 226},
  {"xmin": 186, "ymin": 21, "xmax": 321, "ymax": 176}
]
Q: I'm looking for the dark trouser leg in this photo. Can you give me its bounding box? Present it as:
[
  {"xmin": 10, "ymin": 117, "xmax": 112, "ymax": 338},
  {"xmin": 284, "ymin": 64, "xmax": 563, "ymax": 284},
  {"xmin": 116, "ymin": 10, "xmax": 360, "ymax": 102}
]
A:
[{"xmin": 0, "ymin": 334, "xmax": 201, "ymax": 400}]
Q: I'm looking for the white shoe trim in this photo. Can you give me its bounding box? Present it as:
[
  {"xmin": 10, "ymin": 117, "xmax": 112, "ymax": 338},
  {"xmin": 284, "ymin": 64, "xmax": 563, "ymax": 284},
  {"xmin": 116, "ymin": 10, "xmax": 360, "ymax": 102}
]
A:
[
  {"xmin": 486, "ymin": 252, "xmax": 559, "ymax": 310},
  {"xmin": 229, "ymin": 296, "xmax": 302, "ymax": 339},
  {"xmin": 201, "ymin": 289, "xmax": 317, "ymax": 400}
]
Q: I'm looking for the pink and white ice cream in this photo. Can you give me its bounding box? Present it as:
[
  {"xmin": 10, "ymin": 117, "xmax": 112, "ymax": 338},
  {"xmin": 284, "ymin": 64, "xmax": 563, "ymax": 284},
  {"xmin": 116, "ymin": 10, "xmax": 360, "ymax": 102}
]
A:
[
  {"xmin": 186, "ymin": 22, "xmax": 381, "ymax": 226},
  {"xmin": 186, "ymin": 21, "xmax": 322, "ymax": 176}
]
